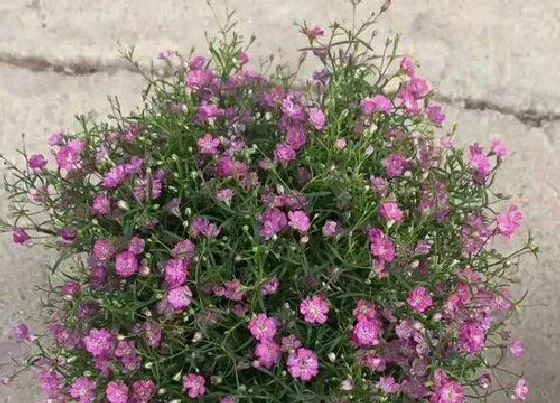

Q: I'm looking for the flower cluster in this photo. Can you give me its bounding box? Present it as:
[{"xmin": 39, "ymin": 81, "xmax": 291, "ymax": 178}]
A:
[{"xmin": 1, "ymin": 2, "xmax": 534, "ymax": 402}]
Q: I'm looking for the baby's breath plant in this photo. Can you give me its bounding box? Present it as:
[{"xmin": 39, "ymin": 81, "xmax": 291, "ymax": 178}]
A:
[{"xmin": 1, "ymin": 2, "xmax": 535, "ymax": 402}]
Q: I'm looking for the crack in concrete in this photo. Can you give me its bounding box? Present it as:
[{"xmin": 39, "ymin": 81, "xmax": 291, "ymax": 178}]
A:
[
  {"xmin": 0, "ymin": 52, "xmax": 136, "ymax": 76},
  {"xmin": 2, "ymin": 52, "xmax": 560, "ymax": 128},
  {"xmin": 435, "ymin": 95, "xmax": 560, "ymax": 128}
]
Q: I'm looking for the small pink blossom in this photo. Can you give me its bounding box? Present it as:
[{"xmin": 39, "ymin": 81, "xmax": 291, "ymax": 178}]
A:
[
  {"xmin": 281, "ymin": 334, "xmax": 302, "ymax": 352},
  {"xmin": 308, "ymin": 107, "xmax": 326, "ymax": 131},
  {"xmin": 255, "ymin": 340, "xmax": 281, "ymax": 368},
  {"xmin": 198, "ymin": 133, "xmax": 221, "ymax": 155},
  {"xmin": 69, "ymin": 377, "xmax": 97, "ymax": 403},
  {"xmin": 509, "ymin": 339, "xmax": 525, "ymax": 359},
  {"xmin": 407, "ymin": 286, "xmax": 433, "ymax": 313},
  {"xmin": 248, "ymin": 313, "xmax": 277, "ymax": 341},
  {"xmin": 352, "ymin": 300, "xmax": 378, "ymax": 321},
  {"xmin": 352, "ymin": 317, "xmax": 382, "ymax": 347},
  {"xmin": 335, "ymin": 138, "xmax": 347, "ymax": 150},
  {"xmin": 379, "ymin": 201, "xmax": 405, "ymax": 222},
  {"xmin": 115, "ymin": 250, "xmax": 138, "ymax": 278},
  {"xmin": 361, "ymin": 95, "xmax": 393, "ymax": 116},
  {"xmin": 383, "ymin": 153, "xmax": 408, "ymax": 177},
  {"xmin": 259, "ymin": 208, "xmax": 288, "ymax": 239},
  {"xmin": 275, "ymin": 144, "xmax": 296, "ymax": 165},
  {"xmin": 183, "ymin": 373, "xmax": 206, "ymax": 399},
  {"xmin": 261, "ymin": 278, "xmax": 280, "ymax": 296},
  {"xmin": 166, "ymin": 285, "xmax": 193, "ymax": 312},
  {"xmin": 92, "ymin": 239, "xmax": 116, "ymax": 262},
  {"xmin": 92, "ymin": 193, "xmax": 111, "ymax": 215},
  {"xmin": 28, "ymin": 154, "xmax": 48, "ymax": 174},
  {"xmin": 287, "ymin": 348, "xmax": 319, "ymax": 381},
  {"xmin": 287, "ymin": 210, "xmax": 311, "ymax": 233},
  {"xmin": 106, "ymin": 381, "xmax": 129, "ymax": 403},
  {"xmin": 14, "ymin": 323, "xmax": 33, "ymax": 343},
  {"xmin": 426, "ymin": 104, "xmax": 446, "ymax": 125},
  {"xmin": 497, "ymin": 205, "xmax": 523, "ymax": 240},
  {"xmin": 400, "ymin": 57, "xmax": 416, "ymax": 77},
  {"xmin": 491, "ymin": 137, "xmax": 508, "ymax": 159},
  {"xmin": 132, "ymin": 379, "xmax": 156, "ymax": 402},
  {"xmin": 12, "ymin": 227, "xmax": 31, "ymax": 245},
  {"xmin": 164, "ymin": 258, "xmax": 189, "ymax": 288},
  {"xmin": 322, "ymin": 220, "xmax": 343, "ymax": 239},
  {"xmin": 379, "ymin": 376, "xmax": 400, "ymax": 393},
  {"xmin": 300, "ymin": 295, "xmax": 329, "ymax": 324}
]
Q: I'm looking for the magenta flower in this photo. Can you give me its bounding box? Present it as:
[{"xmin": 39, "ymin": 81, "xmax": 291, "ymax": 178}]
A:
[
  {"xmin": 216, "ymin": 188, "xmax": 235, "ymax": 203},
  {"xmin": 458, "ymin": 322, "xmax": 486, "ymax": 354},
  {"xmin": 166, "ymin": 285, "xmax": 193, "ymax": 312},
  {"xmin": 183, "ymin": 373, "xmax": 206, "ymax": 399},
  {"xmin": 322, "ymin": 220, "xmax": 343, "ymax": 239},
  {"xmin": 191, "ymin": 218, "xmax": 220, "ymax": 239},
  {"xmin": 164, "ymin": 258, "xmax": 189, "ymax": 288},
  {"xmin": 361, "ymin": 95, "xmax": 392, "ymax": 116},
  {"xmin": 69, "ymin": 377, "xmax": 97, "ymax": 403},
  {"xmin": 83, "ymin": 328, "xmax": 114, "ymax": 357},
  {"xmin": 103, "ymin": 164, "xmax": 128, "ymax": 189},
  {"xmin": 28, "ymin": 154, "xmax": 48, "ymax": 174},
  {"xmin": 128, "ymin": 237, "xmax": 145, "ymax": 254},
  {"xmin": 186, "ymin": 68, "xmax": 215, "ymax": 90},
  {"xmin": 12, "ymin": 227, "xmax": 30, "ymax": 245},
  {"xmin": 287, "ymin": 348, "xmax": 319, "ymax": 381},
  {"xmin": 248, "ymin": 313, "xmax": 277, "ymax": 341},
  {"xmin": 60, "ymin": 227, "xmax": 78, "ymax": 245},
  {"xmin": 368, "ymin": 228, "xmax": 396, "ymax": 264},
  {"xmin": 300, "ymin": 295, "xmax": 329, "ymax": 324},
  {"xmin": 469, "ymin": 144, "xmax": 492, "ymax": 178},
  {"xmin": 132, "ymin": 379, "xmax": 156, "ymax": 402},
  {"xmin": 509, "ymin": 339, "xmax": 526, "ymax": 359},
  {"xmin": 106, "ymin": 381, "xmax": 129, "ymax": 403},
  {"xmin": 92, "ymin": 239, "xmax": 116, "ymax": 262},
  {"xmin": 407, "ymin": 286, "xmax": 433, "ymax": 313},
  {"xmin": 115, "ymin": 250, "xmax": 138, "ymax": 278},
  {"xmin": 275, "ymin": 144, "xmax": 296, "ymax": 165},
  {"xmin": 383, "ymin": 152, "xmax": 408, "ymax": 177},
  {"xmin": 515, "ymin": 379, "xmax": 529, "ymax": 401},
  {"xmin": 38, "ymin": 369, "xmax": 64, "ymax": 398},
  {"xmin": 370, "ymin": 176, "xmax": 389, "ymax": 196},
  {"xmin": 255, "ymin": 340, "xmax": 281, "ymax": 368},
  {"xmin": 352, "ymin": 317, "xmax": 382, "ymax": 347},
  {"xmin": 171, "ymin": 239, "xmax": 196, "ymax": 259},
  {"xmin": 259, "ymin": 208, "xmax": 288, "ymax": 239},
  {"xmin": 286, "ymin": 126, "xmax": 308, "ymax": 150},
  {"xmin": 92, "ymin": 193, "xmax": 111, "ymax": 215},
  {"xmin": 433, "ymin": 378, "xmax": 465, "ymax": 403},
  {"xmin": 287, "ymin": 210, "xmax": 311, "ymax": 233},
  {"xmin": 62, "ymin": 281, "xmax": 80, "ymax": 297},
  {"xmin": 497, "ymin": 205, "xmax": 523, "ymax": 240},
  {"xmin": 55, "ymin": 139, "xmax": 85, "ymax": 173},
  {"xmin": 379, "ymin": 201, "xmax": 405, "ymax": 222},
  {"xmin": 308, "ymin": 107, "xmax": 326, "ymax": 131},
  {"xmin": 352, "ymin": 300, "xmax": 378, "ymax": 321},
  {"xmin": 282, "ymin": 98, "xmax": 305, "ymax": 121},
  {"xmin": 198, "ymin": 133, "xmax": 221, "ymax": 155}
]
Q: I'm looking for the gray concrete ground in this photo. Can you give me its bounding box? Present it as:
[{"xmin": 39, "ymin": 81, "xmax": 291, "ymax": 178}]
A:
[{"xmin": 0, "ymin": 1, "xmax": 558, "ymax": 401}]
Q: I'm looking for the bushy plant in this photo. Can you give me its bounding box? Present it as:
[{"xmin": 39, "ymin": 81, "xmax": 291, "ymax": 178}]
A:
[{"xmin": 1, "ymin": 2, "xmax": 535, "ymax": 402}]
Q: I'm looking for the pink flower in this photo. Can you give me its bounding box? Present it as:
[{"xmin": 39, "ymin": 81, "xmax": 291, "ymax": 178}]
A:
[
  {"xmin": 407, "ymin": 286, "xmax": 433, "ymax": 313},
  {"xmin": 166, "ymin": 285, "xmax": 193, "ymax": 312},
  {"xmin": 287, "ymin": 210, "xmax": 311, "ymax": 233},
  {"xmin": 128, "ymin": 237, "xmax": 145, "ymax": 254},
  {"xmin": 92, "ymin": 193, "xmax": 111, "ymax": 215},
  {"xmin": 383, "ymin": 152, "xmax": 408, "ymax": 177},
  {"xmin": 286, "ymin": 126, "xmax": 308, "ymax": 150},
  {"xmin": 55, "ymin": 139, "xmax": 85, "ymax": 173},
  {"xmin": 491, "ymin": 138, "xmax": 508, "ymax": 159},
  {"xmin": 300, "ymin": 295, "xmax": 330, "ymax": 324},
  {"xmin": 103, "ymin": 164, "xmax": 128, "ymax": 189},
  {"xmin": 115, "ymin": 250, "xmax": 138, "ymax": 278},
  {"xmin": 183, "ymin": 373, "xmax": 206, "ymax": 399},
  {"xmin": 469, "ymin": 144, "xmax": 492, "ymax": 178},
  {"xmin": 186, "ymin": 69, "xmax": 215, "ymax": 90},
  {"xmin": 322, "ymin": 220, "xmax": 343, "ymax": 239},
  {"xmin": 62, "ymin": 281, "xmax": 80, "ymax": 297},
  {"xmin": 352, "ymin": 317, "xmax": 382, "ymax": 347},
  {"xmin": 426, "ymin": 105, "xmax": 446, "ymax": 125},
  {"xmin": 248, "ymin": 313, "xmax": 277, "ymax": 341},
  {"xmin": 28, "ymin": 154, "xmax": 48, "ymax": 174},
  {"xmin": 379, "ymin": 376, "xmax": 400, "ymax": 393},
  {"xmin": 171, "ymin": 239, "xmax": 196, "ymax": 259},
  {"xmin": 370, "ymin": 176, "xmax": 389, "ymax": 195},
  {"xmin": 191, "ymin": 218, "xmax": 220, "ymax": 239},
  {"xmin": 259, "ymin": 208, "xmax": 288, "ymax": 239},
  {"xmin": 308, "ymin": 107, "xmax": 326, "ymax": 130},
  {"xmin": 406, "ymin": 77, "xmax": 431, "ymax": 99},
  {"xmin": 69, "ymin": 377, "xmax": 97, "ymax": 403},
  {"xmin": 287, "ymin": 348, "xmax": 319, "ymax": 381},
  {"xmin": 497, "ymin": 205, "xmax": 523, "ymax": 240},
  {"xmin": 106, "ymin": 381, "xmax": 129, "ymax": 403},
  {"xmin": 335, "ymin": 138, "xmax": 347, "ymax": 150},
  {"xmin": 198, "ymin": 133, "xmax": 221, "ymax": 155},
  {"xmin": 275, "ymin": 144, "xmax": 296, "ymax": 165},
  {"xmin": 261, "ymin": 278, "xmax": 280, "ymax": 296},
  {"xmin": 12, "ymin": 227, "xmax": 30, "ymax": 245},
  {"xmin": 368, "ymin": 228, "xmax": 396, "ymax": 263},
  {"xmin": 92, "ymin": 239, "xmax": 116, "ymax": 262},
  {"xmin": 379, "ymin": 201, "xmax": 405, "ymax": 222},
  {"xmin": 282, "ymin": 98, "xmax": 305, "ymax": 121},
  {"xmin": 400, "ymin": 57, "xmax": 416, "ymax": 77},
  {"xmin": 433, "ymin": 378, "xmax": 465, "ymax": 403},
  {"xmin": 509, "ymin": 339, "xmax": 525, "ymax": 359},
  {"xmin": 164, "ymin": 258, "xmax": 189, "ymax": 288},
  {"xmin": 38, "ymin": 369, "xmax": 64, "ymax": 398},
  {"xmin": 458, "ymin": 322, "xmax": 486, "ymax": 354},
  {"xmin": 132, "ymin": 380, "xmax": 156, "ymax": 402},
  {"xmin": 515, "ymin": 379, "xmax": 528, "ymax": 400},
  {"xmin": 361, "ymin": 95, "xmax": 393, "ymax": 116},
  {"xmin": 255, "ymin": 340, "xmax": 281, "ymax": 368},
  {"xmin": 83, "ymin": 328, "xmax": 114, "ymax": 357}
]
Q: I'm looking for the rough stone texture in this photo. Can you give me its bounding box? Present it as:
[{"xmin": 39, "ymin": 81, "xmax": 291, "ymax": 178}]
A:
[{"xmin": 0, "ymin": 0, "xmax": 559, "ymax": 401}]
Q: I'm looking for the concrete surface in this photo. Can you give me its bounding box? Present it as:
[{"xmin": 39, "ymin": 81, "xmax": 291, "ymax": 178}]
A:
[{"xmin": 0, "ymin": 0, "xmax": 558, "ymax": 401}]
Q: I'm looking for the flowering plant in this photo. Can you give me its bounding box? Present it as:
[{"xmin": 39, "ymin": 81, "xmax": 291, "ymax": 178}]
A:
[{"xmin": 1, "ymin": 2, "xmax": 536, "ymax": 402}]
